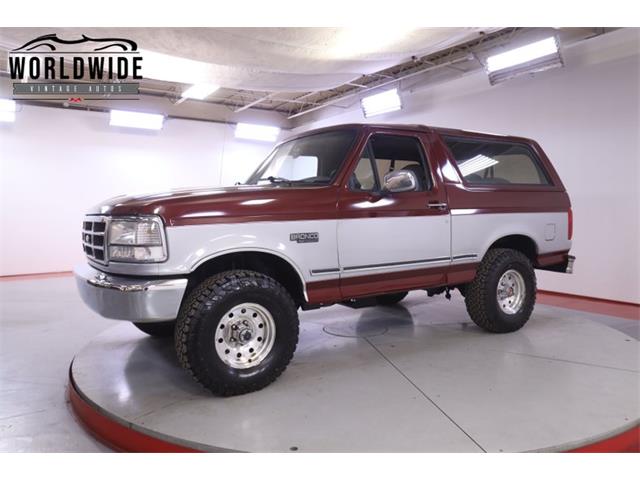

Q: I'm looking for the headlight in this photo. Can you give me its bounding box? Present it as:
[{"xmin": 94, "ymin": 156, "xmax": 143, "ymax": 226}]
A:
[{"xmin": 108, "ymin": 216, "xmax": 167, "ymax": 263}]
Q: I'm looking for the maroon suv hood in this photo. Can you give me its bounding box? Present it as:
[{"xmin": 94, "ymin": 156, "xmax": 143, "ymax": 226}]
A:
[{"xmin": 89, "ymin": 185, "xmax": 338, "ymax": 226}]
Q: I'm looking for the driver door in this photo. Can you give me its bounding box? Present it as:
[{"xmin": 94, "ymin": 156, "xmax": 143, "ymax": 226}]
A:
[{"xmin": 337, "ymin": 131, "xmax": 451, "ymax": 298}]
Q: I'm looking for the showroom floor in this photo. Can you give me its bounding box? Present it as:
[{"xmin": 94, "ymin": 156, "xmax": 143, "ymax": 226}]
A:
[
  {"xmin": 1, "ymin": 276, "xmax": 638, "ymax": 452},
  {"xmin": 0, "ymin": 276, "xmax": 112, "ymax": 452}
]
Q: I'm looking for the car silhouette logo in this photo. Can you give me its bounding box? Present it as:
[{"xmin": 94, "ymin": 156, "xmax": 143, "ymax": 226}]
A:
[{"xmin": 12, "ymin": 33, "xmax": 138, "ymax": 52}]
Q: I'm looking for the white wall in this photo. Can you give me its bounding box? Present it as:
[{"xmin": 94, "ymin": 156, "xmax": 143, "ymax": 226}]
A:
[
  {"xmin": 294, "ymin": 29, "xmax": 640, "ymax": 304},
  {"xmin": 0, "ymin": 107, "xmax": 274, "ymax": 276}
]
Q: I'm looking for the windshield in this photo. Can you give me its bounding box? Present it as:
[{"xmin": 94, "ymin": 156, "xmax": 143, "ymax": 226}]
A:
[{"xmin": 245, "ymin": 129, "xmax": 357, "ymax": 186}]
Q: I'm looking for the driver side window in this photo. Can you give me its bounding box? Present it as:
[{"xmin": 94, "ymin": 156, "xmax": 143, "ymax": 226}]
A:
[
  {"xmin": 349, "ymin": 147, "xmax": 377, "ymax": 191},
  {"xmin": 349, "ymin": 134, "xmax": 431, "ymax": 192},
  {"xmin": 370, "ymin": 135, "xmax": 431, "ymax": 191}
]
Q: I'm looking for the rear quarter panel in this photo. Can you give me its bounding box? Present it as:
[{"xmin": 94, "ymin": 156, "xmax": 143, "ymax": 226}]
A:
[{"xmin": 432, "ymin": 130, "xmax": 572, "ymax": 262}]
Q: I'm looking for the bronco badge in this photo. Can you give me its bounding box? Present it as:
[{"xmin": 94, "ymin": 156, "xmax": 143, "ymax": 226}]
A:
[{"xmin": 290, "ymin": 232, "xmax": 319, "ymax": 243}]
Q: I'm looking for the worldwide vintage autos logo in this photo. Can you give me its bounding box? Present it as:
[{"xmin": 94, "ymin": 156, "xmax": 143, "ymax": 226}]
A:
[{"xmin": 8, "ymin": 33, "xmax": 143, "ymax": 101}]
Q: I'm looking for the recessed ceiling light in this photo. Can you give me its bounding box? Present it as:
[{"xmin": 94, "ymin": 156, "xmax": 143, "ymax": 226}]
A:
[
  {"xmin": 109, "ymin": 110, "xmax": 164, "ymax": 130},
  {"xmin": 139, "ymin": 49, "xmax": 212, "ymax": 85},
  {"xmin": 329, "ymin": 28, "xmax": 416, "ymax": 59},
  {"xmin": 235, "ymin": 123, "xmax": 280, "ymax": 142},
  {"xmin": 181, "ymin": 83, "xmax": 220, "ymax": 100},
  {"xmin": 361, "ymin": 88, "xmax": 402, "ymax": 118}
]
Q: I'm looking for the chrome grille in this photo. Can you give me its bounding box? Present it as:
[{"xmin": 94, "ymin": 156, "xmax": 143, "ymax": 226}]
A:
[{"xmin": 82, "ymin": 217, "xmax": 108, "ymax": 264}]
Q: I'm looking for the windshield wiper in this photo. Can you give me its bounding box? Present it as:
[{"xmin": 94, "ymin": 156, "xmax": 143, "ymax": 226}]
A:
[
  {"xmin": 299, "ymin": 177, "xmax": 330, "ymax": 184},
  {"xmin": 259, "ymin": 176, "xmax": 293, "ymax": 185}
]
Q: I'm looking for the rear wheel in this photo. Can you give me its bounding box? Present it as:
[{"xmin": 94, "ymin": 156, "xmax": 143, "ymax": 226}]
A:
[
  {"xmin": 465, "ymin": 248, "xmax": 536, "ymax": 333},
  {"xmin": 175, "ymin": 270, "xmax": 299, "ymax": 396},
  {"xmin": 376, "ymin": 291, "xmax": 408, "ymax": 305},
  {"xmin": 133, "ymin": 321, "xmax": 175, "ymax": 338}
]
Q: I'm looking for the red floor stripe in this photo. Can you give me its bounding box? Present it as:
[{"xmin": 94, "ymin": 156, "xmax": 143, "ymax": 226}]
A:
[
  {"xmin": 537, "ymin": 290, "xmax": 640, "ymax": 321},
  {"xmin": 567, "ymin": 426, "xmax": 640, "ymax": 453},
  {"xmin": 537, "ymin": 289, "xmax": 639, "ymax": 307},
  {"xmin": 0, "ymin": 271, "xmax": 73, "ymax": 281},
  {"xmin": 69, "ymin": 366, "xmax": 639, "ymax": 453},
  {"xmin": 68, "ymin": 371, "xmax": 201, "ymax": 453}
]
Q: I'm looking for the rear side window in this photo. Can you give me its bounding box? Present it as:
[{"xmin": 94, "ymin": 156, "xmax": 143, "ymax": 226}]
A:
[{"xmin": 444, "ymin": 137, "xmax": 550, "ymax": 186}]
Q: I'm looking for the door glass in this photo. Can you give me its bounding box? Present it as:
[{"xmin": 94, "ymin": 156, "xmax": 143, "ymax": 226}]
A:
[
  {"xmin": 349, "ymin": 149, "xmax": 377, "ymax": 191},
  {"xmin": 370, "ymin": 135, "xmax": 431, "ymax": 191}
]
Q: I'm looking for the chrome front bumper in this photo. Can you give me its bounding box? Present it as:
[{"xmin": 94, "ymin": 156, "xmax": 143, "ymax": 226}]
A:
[{"xmin": 74, "ymin": 263, "xmax": 188, "ymax": 322}]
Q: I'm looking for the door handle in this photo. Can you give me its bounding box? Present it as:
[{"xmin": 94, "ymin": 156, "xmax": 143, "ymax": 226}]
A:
[{"xmin": 427, "ymin": 202, "xmax": 448, "ymax": 210}]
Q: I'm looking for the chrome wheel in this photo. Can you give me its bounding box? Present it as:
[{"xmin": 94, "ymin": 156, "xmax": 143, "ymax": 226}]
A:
[
  {"xmin": 214, "ymin": 303, "xmax": 276, "ymax": 369},
  {"xmin": 496, "ymin": 269, "xmax": 526, "ymax": 314}
]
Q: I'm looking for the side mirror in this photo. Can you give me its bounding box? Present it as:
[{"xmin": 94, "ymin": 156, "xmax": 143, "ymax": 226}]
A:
[{"xmin": 382, "ymin": 170, "xmax": 418, "ymax": 193}]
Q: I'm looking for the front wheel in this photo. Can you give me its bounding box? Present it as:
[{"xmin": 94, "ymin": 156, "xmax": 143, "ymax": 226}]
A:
[
  {"xmin": 465, "ymin": 248, "xmax": 536, "ymax": 333},
  {"xmin": 175, "ymin": 270, "xmax": 299, "ymax": 396}
]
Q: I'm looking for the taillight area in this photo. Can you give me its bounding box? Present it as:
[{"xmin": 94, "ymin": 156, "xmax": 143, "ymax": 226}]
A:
[{"xmin": 568, "ymin": 208, "xmax": 573, "ymax": 240}]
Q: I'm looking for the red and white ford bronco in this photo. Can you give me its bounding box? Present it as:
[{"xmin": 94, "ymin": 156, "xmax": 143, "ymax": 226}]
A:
[{"xmin": 75, "ymin": 124, "xmax": 574, "ymax": 395}]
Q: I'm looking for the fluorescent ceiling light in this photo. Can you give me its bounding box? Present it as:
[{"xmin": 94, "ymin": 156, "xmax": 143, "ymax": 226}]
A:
[
  {"xmin": 235, "ymin": 123, "xmax": 280, "ymax": 142},
  {"xmin": 181, "ymin": 83, "xmax": 220, "ymax": 100},
  {"xmin": 458, "ymin": 154, "xmax": 499, "ymax": 177},
  {"xmin": 361, "ymin": 89, "xmax": 402, "ymax": 118},
  {"xmin": 487, "ymin": 37, "xmax": 559, "ymax": 73},
  {"xmin": 0, "ymin": 99, "xmax": 16, "ymax": 123},
  {"xmin": 109, "ymin": 110, "xmax": 164, "ymax": 130}
]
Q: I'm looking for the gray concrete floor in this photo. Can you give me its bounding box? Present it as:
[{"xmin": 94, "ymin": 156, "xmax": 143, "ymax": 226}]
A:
[
  {"xmin": 0, "ymin": 277, "xmax": 112, "ymax": 452},
  {"xmin": 1, "ymin": 276, "xmax": 639, "ymax": 452}
]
